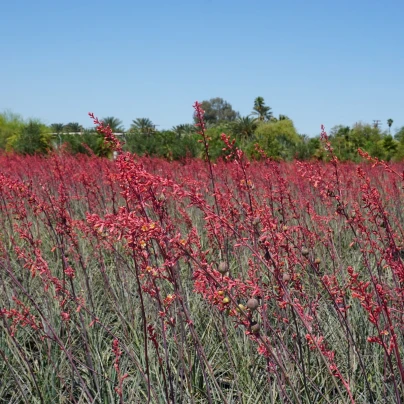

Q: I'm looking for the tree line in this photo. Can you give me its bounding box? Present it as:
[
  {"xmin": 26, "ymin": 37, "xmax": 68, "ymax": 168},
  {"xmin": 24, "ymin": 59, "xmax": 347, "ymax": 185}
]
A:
[{"xmin": 1, "ymin": 97, "xmax": 403, "ymax": 161}]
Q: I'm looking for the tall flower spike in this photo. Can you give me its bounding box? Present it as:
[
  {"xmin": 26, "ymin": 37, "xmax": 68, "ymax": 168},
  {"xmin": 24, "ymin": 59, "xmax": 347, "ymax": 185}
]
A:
[
  {"xmin": 193, "ymin": 101, "xmax": 206, "ymax": 134},
  {"xmin": 88, "ymin": 112, "xmax": 122, "ymax": 153}
]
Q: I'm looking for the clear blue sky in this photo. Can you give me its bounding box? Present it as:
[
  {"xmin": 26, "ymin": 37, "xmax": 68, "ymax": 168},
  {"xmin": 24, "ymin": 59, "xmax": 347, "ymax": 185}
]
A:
[{"xmin": 1, "ymin": 0, "xmax": 403, "ymax": 136}]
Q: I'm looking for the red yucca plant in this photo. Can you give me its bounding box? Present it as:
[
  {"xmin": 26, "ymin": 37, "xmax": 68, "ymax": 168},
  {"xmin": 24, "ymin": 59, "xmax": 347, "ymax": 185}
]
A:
[{"xmin": 0, "ymin": 104, "xmax": 402, "ymax": 403}]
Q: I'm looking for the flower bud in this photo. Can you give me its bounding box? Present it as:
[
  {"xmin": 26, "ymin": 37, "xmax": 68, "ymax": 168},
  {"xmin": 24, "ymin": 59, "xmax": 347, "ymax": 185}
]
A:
[
  {"xmin": 251, "ymin": 323, "xmax": 260, "ymax": 334},
  {"xmin": 246, "ymin": 298, "xmax": 259, "ymax": 311},
  {"xmin": 218, "ymin": 261, "xmax": 228, "ymax": 274}
]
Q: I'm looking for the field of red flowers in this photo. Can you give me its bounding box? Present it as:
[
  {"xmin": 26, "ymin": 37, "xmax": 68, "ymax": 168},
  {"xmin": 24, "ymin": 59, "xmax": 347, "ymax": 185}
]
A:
[{"xmin": 0, "ymin": 109, "xmax": 403, "ymax": 403}]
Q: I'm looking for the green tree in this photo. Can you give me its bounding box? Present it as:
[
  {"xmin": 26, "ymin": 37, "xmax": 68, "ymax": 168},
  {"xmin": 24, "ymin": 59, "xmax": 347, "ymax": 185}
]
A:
[
  {"xmin": 342, "ymin": 122, "xmax": 387, "ymax": 160},
  {"xmin": 196, "ymin": 97, "xmax": 239, "ymax": 125},
  {"xmin": 394, "ymin": 126, "xmax": 404, "ymax": 142},
  {"xmin": 382, "ymin": 135, "xmax": 398, "ymax": 161},
  {"xmin": 0, "ymin": 111, "xmax": 24, "ymax": 150},
  {"xmin": 393, "ymin": 130, "xmax": 404, "ymax": 161},
  {"xmin": 351, "ymin": 122, "xmax": 384, "ymax": 148},
  {"xmin": 294, "ymin": 134, "xmax": 322, "ymax": 160},
  {"xmin": 7, "ymin": 120, "xmax": 52, "ymax": 155},
  {"xmin": 125, "ymin": 132, "xmax": 157, "ymax": 155},
  {"xmin": 330, "ymin": 122, "xmax": 387, "ymax": 161},
  {"xmin": 156, "ymin": 130, "xmax": 199, "ymax": 160},
  {"xmin": 59, "ymin": 129, "xmax": 108, "ymax": 157},
  {"xmin": 367, "ymin": 140, "xmax": 387, "ymax": 160},
  {"xmin": 231, "ymin": 116, "xmax": 258, "ymax": 140},
  {"xmin": 329, "ymin": 125, "xmax": 353, "ymax": 160},
  {"xmin": 254, "ymin": 119, "xmax": 301, "ymax": 159},
  {"xmin": 50, "ymin": 123, "xmax": 64, "ymax": 134},
  {"xmin": 209, "ymin": 125, "xmax": 234, "ymax": 159},
  {"xmin": 171, "ymin": 124, "xmax": 196, "ymax": 137},
  {"xmin": 64, "ymin": 122, "xmax": 83, "ymax": 133},
  {"xmin": 102, "ymin": 117, "xmax": 125, "ymax": 133},
  {"xmin": 387, "ymin": 118, "xmax": 393, "ymax": 134},
  {"xmin": 268, "ymin": 115, "xmax": 290, "ymax": 123},
  {"xmin": 251, "ymin": 97, "xmax": 272, "ymax": 121},
  {"xmin": 130, "ymin": 118, "xmax": 155, "ymax": 136}
]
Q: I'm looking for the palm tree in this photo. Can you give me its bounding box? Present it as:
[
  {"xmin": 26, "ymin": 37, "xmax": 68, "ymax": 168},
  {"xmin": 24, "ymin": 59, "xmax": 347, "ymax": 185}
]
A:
[
  {"xmin": 251, "ymin": 97, "xmax": 272, "ymax": 121},
  {"xmin": 102, "ymin": 117, "xmax": 125, "ymax": 133},
  {"xmin": 130, "ymin": 118, "xmax": 155, "ymax": 136},
  {"xmin": 270, "ymin": 115, "xmax": 290, "ymax": 123},
  {"xmin": 387, "ymin": 118, "xmax": 394, "ymax": 134},
  {"xmin": 64, "ymin": 122, "xmax": 83, "ymax": 133},
  {"xmin": 171, "ymin": 124, "xmax": 196, "ymax": 137},
  {"xmin": 50, "ymin": 123, "xmax": 64, "ymax": 133},
  {"xmin": 232, "ymin": 116, "xmax": 258, "ymax": 139}
]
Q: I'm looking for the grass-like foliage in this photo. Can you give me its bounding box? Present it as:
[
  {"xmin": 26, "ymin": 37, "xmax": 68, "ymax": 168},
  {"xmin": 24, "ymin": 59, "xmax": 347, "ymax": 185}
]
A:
[{"xmin": 0, "ymin": 104, "xmax": 403, "ymax": 403}]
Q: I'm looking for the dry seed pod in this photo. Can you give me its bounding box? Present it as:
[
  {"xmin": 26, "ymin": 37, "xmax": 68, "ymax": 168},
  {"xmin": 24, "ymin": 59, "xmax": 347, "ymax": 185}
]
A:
[
  {"xmin": 282, "ymin": 273, "xmax": 291, "ymax": 282},
  {"xmin": 218, "ymin": 261, "xmax": 228, "ymax": 274},
  {"xmin": 251, "ymin": 323, "xmax": 260, "ymax": 334},
  {"xmin": 253, "ymin": 217, "xmax": 260, "ymax": 226},
  {"xmin": 314, "ymin": 258, "xmax": 321, "ymax": 265},
  {"xmin": 301, "ymin": 247, "xmax": 309, "ymax": 257},
  {"xmin": 246, "ymin": 298, "xmax": 259, "ymax": 311}
]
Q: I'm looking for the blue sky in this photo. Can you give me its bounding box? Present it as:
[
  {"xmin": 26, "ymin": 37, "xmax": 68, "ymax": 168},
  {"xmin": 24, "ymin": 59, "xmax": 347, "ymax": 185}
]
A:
[{"xmin": 1, "ymin": 0, "xmax": 403, "ymax": 136}]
